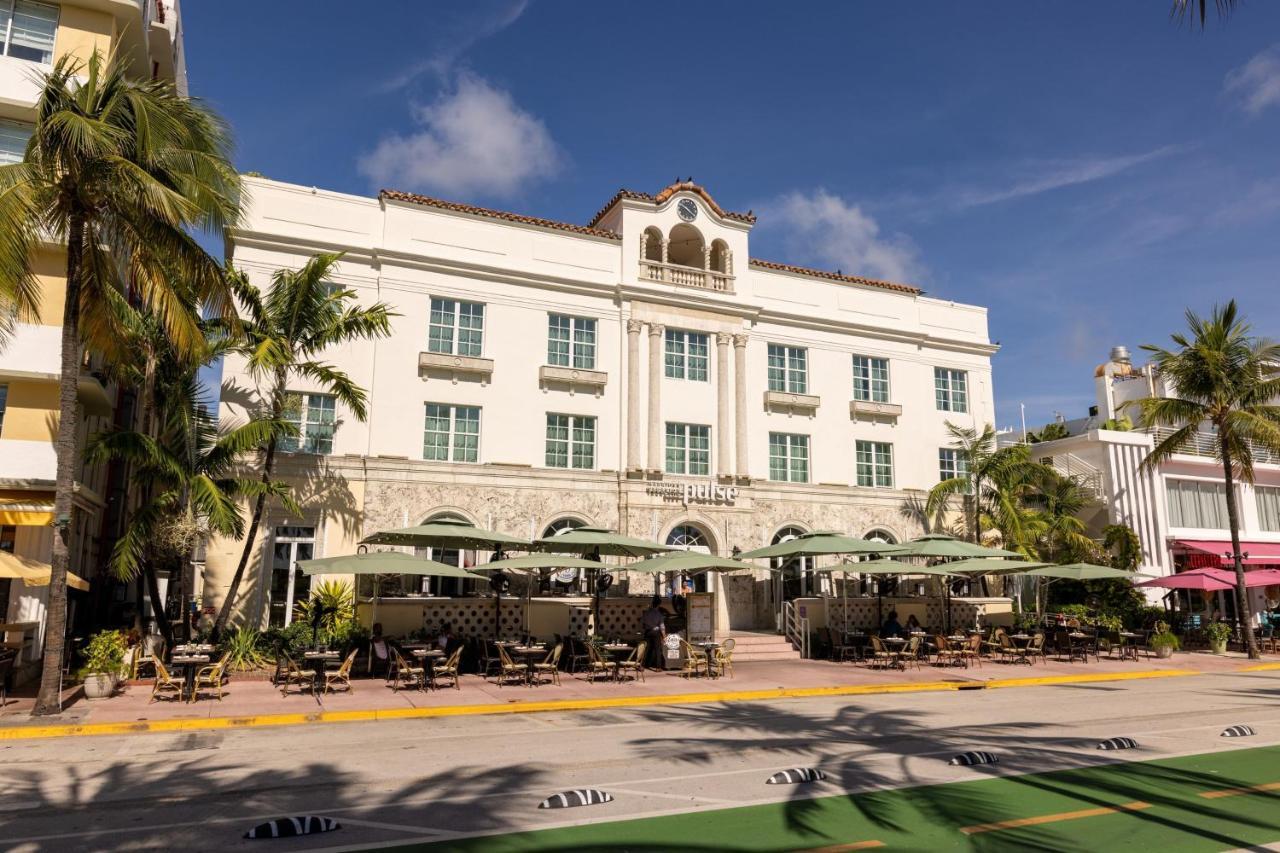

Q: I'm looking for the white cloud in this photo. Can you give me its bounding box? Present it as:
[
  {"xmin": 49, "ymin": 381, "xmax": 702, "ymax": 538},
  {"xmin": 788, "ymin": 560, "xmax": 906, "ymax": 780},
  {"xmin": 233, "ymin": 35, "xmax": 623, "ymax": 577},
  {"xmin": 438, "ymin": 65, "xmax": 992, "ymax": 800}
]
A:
[
  {"xmin": 950, "ymin": 146, "xmax": 1184, "ymax": 209},
  {"xmin": 379, "ymin": 0, "xmax": 530, "ymax": 92},
  {"xmin": 357, "ymin": 74, "xmax": 561, "ymax": 199},
  {"xmin": 1225, "ymin": 43, "xmax": 1280, "ymax": 115},
  {"xmin": 761, "ymin": 189, "xmax": 923, "ymax": 283}
]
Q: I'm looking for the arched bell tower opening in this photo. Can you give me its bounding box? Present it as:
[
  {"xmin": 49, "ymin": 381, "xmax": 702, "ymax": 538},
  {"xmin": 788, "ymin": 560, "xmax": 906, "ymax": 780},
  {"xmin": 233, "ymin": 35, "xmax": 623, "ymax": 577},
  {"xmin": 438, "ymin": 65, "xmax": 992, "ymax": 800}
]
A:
[{"xmin": 667, "ymin": 223, "xmax": 706, "ymax": 269}]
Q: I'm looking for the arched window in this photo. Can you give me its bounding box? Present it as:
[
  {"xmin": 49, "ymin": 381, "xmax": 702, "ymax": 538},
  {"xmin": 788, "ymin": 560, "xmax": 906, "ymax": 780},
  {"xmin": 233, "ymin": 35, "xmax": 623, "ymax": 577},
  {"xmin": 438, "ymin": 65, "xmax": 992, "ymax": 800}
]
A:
[
  {"xmin": 774, "ymin": 525, "xmax": 825, "ymax": 597},
  {"xmin": 641, "ymin": 226, "xmax": 664, "ymax": 262},
  {"xmin": 862, "ymin": 529, "xmax": 899, "ymax": 595},
  {"xmin": 710, "ymin": 239, "xmax": 731, "ymax": 274},
  {"xmin": 542, "ymin": 517, "xmax": 588, "ymax": 593},
  {"xmin": 864, "ymin": 529, "xmax": 897, "ymax": 545},
  {"xmin": 667, "ymin": 523, "xmax": 713, "ymax": 592},
  {"xmin": 413, "ymin": 512, "xmax": 473, "ymax": 597},
  {"xmin": 667, "ymin": 223, "xmax": 706, "ymax": 268}
]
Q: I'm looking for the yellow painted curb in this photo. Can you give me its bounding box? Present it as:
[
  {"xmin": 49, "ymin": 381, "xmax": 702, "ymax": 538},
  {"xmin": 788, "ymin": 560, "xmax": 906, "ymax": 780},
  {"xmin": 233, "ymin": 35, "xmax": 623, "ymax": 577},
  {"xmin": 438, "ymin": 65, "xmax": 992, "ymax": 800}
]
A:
[
  {"xmin": 1239, "ymin": 662, "xmax": 1280, "ymax": 672},
  {"xmin": 0, "ymin": 668, "xmax": 1203, "ymax": 742}
]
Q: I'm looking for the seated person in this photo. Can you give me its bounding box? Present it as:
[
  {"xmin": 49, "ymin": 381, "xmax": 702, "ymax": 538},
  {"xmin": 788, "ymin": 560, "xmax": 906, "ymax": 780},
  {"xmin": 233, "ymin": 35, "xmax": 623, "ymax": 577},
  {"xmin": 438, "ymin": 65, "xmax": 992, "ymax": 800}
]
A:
[
  {"xmin": 905, "ymin": 614, "xmax": 924, "ymax": 634},
  {"xmin": 880, "ymin": 611, "xmax": 905, "ymax": 639}
]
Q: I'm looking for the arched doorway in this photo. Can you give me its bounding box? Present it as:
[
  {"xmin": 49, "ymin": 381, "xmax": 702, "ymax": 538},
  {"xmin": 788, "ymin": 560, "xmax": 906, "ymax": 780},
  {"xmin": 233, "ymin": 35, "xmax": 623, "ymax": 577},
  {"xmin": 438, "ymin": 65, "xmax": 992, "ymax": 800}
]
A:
[
  {"xmin": 667, "ymin": 224, "xmax": 706, "ymax": 269},
  {"xmin": 775, "ymin": 525, "xmax": 827, "ymax": 599},
  {"xmin": 666, "ymin": 523, "xmax": 714, "ymax": 592},
  {"xmin": 862, "ymin": 529, "xmax": 898, "ymax": 595},
  {"xmin": 413, "ymin": 512, "xmax": 475, "ymax": 597},
  {"xmin": 542, "ymin": 517, "xmax": 588, "ymax": 594}
]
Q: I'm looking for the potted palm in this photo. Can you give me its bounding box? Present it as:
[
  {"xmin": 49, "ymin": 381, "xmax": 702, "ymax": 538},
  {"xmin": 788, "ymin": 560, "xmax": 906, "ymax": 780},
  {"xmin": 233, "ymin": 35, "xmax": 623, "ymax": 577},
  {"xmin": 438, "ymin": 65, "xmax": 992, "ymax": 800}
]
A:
[
  {"xmin": 80, "ymin": 630, "xmax": 128, "ymax": 699},
  {"xmin": 1204, "ymin": 621, "xmax": 1232, "ymax": 655},
  {"xmin": 1149, "ymin": 622, "xmax": 1179, "ymax": 659}
]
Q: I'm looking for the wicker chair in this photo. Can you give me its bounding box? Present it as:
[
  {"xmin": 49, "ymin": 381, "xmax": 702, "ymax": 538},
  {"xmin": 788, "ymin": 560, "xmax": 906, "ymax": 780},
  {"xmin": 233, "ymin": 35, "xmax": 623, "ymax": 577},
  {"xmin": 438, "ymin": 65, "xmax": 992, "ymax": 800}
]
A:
[
  {"xmin": 131, "ymin": 636, "xmax": 165, "ymax": 680},
  {"xmin": 616, "ymin": 641, "xmax": 647, "ymax": 683},
  {"xmin": 867, "ymin": 636, "xmax": 898, "ymax": 670},
  {"xmin": 709, "ymin": 638, "xmax": 736, "ymax": 679},
  {"xmin": 678, "ymin": 638, "xmax": 708, "ymax": 679},
  {"xmin": 390, "ymin": 650, "xmax": 425, "ymax": 692},
  {"xmin": 150, "ymin": 658, "xmax": 185, "ymax": 703},
  {"xmin": 579, "ymin": 642, "xmax": 616, "ymax": 683},
  {"xmin": 931, "ymin": 635, "xmax": 960, "ymax": 667},
  {"xmin": 190, "ymin": 652, "xmax": 230, "ymax": 702},
  {"xmin": 531, "ymin": 643, "xmax": 564, "ymax": 686},
  {"xmin": 959, "ymin": 633, "xmax": 983, "ymax": 668},
  {"xmin": 278, "ymin": 655, "xmax": 317, "ymax": 697},
  {"xmin": 430, "ymin": 647, "xmax": 464, "ymax": 691},
  {"xmin": 323, "ymin": 650, "xmax": 359, "ymax": 694},
  {"xmin": 495, "ymin": 644, "xmax": 530, "ymax": 687},
  {"xmin": 901, "ymin": 636, "xmax": 923, "ymax": 670},
  {"xmin": 477, "ymin": 639, "xmax": 504, "ymax": 681}
]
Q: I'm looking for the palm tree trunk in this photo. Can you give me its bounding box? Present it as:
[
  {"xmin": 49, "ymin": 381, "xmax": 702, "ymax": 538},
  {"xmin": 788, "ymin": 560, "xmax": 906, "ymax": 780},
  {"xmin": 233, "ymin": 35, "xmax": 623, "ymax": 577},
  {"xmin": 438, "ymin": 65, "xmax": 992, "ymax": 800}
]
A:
[
  {"xmin": 1219, "ymin": 436, "xmax": 1259, "ymax": 659},
  {"xmin": 32, "ymin": 213, "xmax": 85, "ymax": 716},
  {"xmin": 211, "ymin": 434, "xmax": 278, "ymax": 641}
]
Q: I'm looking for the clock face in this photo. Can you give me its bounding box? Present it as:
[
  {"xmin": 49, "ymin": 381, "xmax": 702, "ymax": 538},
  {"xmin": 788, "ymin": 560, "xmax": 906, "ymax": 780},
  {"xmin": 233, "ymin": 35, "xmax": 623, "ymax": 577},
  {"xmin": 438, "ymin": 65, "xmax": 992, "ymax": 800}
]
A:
[{"xmin": 677, "ymin": 198, "xmax": 698, "ymax": 222}]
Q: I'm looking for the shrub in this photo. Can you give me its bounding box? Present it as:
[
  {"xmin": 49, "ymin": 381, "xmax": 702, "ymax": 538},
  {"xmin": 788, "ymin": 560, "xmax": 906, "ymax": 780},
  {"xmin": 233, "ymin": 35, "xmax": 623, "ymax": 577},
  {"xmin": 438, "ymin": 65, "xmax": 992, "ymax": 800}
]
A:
[
  {"xmin": 80, "ymin": 630, "xmax": 127, "ymax": 677},
  {"xmin": 1204, "ymin": 621, "xmax": 1232, "ymax": 645},
  {"xmin": 1150, "ymin": 622, "xmax": 1180, "ymax": 651},
  {"xmin": 262, "ymin": 621, "xmax": 315, "ymax": 660},
  {"xmin": 293, "ymin": 580, "xmax": 354, "ymax": 634},
  {"xmin": 329, "ymin": 619, "xmax": 370, "ymax": 655},
  {"xmin": 218, "ymin": 626, "xmax": 272, "ymax": 672}
]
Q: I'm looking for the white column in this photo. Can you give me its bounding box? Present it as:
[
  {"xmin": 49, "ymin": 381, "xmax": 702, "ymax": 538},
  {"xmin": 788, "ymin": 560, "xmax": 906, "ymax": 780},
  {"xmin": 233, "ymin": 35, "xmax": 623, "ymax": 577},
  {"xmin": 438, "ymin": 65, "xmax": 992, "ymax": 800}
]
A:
[
  {"xmin": 626, "ymin": 319, "xmax": 643, "ymax": 472},
  {"xmin": 733, "ymin": 333, "xmax": 749, "ymax": 480},
  {"xmin": 648, "ymin": 323, "xmax": 665, "ymax": 473},
  {"xmin": 716, "ymin": 332, "xmax": 732, "ymax": 479}
]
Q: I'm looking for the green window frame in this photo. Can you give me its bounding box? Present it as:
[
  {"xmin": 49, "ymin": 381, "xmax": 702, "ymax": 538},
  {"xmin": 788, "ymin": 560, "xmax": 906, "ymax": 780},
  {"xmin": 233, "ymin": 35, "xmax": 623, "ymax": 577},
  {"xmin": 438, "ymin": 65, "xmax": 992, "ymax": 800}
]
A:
[
  {"xmin": 665, "ymin": 422, "xmax": 710, "ymax": 475},
  {"xmin": 664, "ymin": 329, "xmax": 709, "ymax": 381},
  {"xmin": 934, "ymin": 367, "xmax": 969, "ymax": 413},
  {"xmin": 428, "ymin": 297, "xmax": 485, "ymax": 356},
  {"xmin": 856, "ymin": 441, "xmax": 894, "ymax": 488},
  {"xmin": 768, "ymin": 432, "xmax": 809, "ymax": 483},
  {"xmin": 547, "ymin": 314, "xmax": 597, "ymax": 369},
  {"xmin": 768, "ymin": 344, "xmax": 808, "ymax": 393},
  {"xmin": 423, "ymin": 403, "xmax": 480, "ymax": 463},
  {"xmin": 546, "ymin": 414, "xmax": 596, "ymax": 469},
  {"xmin": 852, "ymin": 355, "xmax": 890, "ymax": 403},
  {"xmin": 280, "ymin": 393, "xmax": 336, "ymax": 455}
]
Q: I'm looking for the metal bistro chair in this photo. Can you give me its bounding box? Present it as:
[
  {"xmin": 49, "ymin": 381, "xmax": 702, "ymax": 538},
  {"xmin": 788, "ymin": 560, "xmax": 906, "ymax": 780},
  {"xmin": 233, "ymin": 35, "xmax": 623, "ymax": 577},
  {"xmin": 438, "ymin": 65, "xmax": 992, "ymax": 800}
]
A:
[
  {"xmin": 678, "ymin": 638, "xmax": 709, "ymax": 679},
  {"xmin": 867, "ymin": 636, "xmax": 897, "ymax": 670},
  {"xmin": 901, "ymin": 636, "xmax": 923, "ymax": 670},
  {"xmin": 190, "ymin": 652, "xmax": 230, "ymax": 703},
  {"xmin": 495, "ymin": 644, "xmax": 531, "ymax": 687},
  {"xmin": 710, "ymin": 638, "xmax": 735, "ymax": 679},
  {"xmin": 960, "ymin": 633, "xmax": 984, "ymax": 668},
  {"xmin": 279, "ymin": 654, "xmax": 318, "ymax": 697},
  {"xmin": 324, "ymin": 650, "xmax": 359, "ymax": 694},
  {"xmin": 150, "ymin": 658, "xmax": 185, "ymax": 703},
  {"xmin": 478, "ymin": 639, "xmax": 504, "ymax": 682},
  {"xmin": 532, "ymin": 643, "xmax": 564, "ymax": 686},
  {"xmin": 616, "ymin": 641, "xmax": 648, "ymax": 683}
]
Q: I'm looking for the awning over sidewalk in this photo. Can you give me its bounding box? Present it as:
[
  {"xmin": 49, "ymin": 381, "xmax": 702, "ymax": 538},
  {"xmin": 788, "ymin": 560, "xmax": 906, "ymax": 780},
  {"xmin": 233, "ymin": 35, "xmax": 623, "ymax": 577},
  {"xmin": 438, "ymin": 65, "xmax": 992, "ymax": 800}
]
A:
[
  {"xmin": 0, "ymin": 551, "xmax": 90, "ymax": 591},
  {"xmin": 0, "ymin": 494, "xmax": 54, "ymax": 526},
  {"xmin": 1174, "ymin": 539, "xmax": 1280, "ymax": 566}
]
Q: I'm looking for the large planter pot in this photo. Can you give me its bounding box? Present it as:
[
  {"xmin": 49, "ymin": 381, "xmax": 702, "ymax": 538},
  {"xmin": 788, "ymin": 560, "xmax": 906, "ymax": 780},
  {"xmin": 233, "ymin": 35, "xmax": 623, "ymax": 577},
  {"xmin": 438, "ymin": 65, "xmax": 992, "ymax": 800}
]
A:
[
  {"xmin": 82, "ymin": 673, "xmax": 116, "ymax": 700},
  {"xmin": 1153, "ymin": 644, "xmax": 1174, "ymax": 659},
  {"xmin": 1209, "ymin": 639, "xmax": 1228, "ymax": 655}
]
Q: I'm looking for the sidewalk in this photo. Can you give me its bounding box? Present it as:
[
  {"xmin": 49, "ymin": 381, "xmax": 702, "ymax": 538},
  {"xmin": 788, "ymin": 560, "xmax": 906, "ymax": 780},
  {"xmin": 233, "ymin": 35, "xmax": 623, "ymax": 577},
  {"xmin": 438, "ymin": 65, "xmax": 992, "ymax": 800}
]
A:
[{"xmin": 1, "ymin": 650, "xmax": 1274, "ymax": 738}]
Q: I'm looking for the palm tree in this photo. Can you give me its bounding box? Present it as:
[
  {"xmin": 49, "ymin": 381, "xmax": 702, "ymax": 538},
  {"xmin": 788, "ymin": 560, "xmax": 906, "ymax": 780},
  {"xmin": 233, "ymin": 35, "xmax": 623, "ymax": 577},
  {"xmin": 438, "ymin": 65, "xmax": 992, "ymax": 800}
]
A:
[
  {"xmin": 210, "ymin": 253, "xmax": 394, "ymax": 640},
  {"xmin": 1102, "ymin": 524, "xmax": 1143, "ymax": 573},
  {"xmin": 88, "ymin": 368, "xmax": 298, "ymax": 648},
  {"xmin": 1131, "ymin": 301, "xmax": 1280, "ymax": 660},
  {"xmin": 1172, "ymin": 0, "xmax": 1238, "ymax": 26},
  {"xmin": 0, "ymin": 53, "xmax": 239, "ymax": 715}
]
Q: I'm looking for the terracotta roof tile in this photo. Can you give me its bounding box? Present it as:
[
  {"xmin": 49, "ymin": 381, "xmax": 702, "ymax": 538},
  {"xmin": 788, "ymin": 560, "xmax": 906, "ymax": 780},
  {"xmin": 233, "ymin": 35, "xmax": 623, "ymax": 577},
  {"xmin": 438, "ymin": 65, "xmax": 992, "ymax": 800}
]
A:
[
  {"xmin": 748, "ymin": 258, "xmax": 921, "ymax": 295},
  {"xmin": 588, "ymin": 181, "xmax": 756, "ymax": 227},
  {"xmin": 380, "ymin": 189, "xmax": 621, "ymax": 240}
]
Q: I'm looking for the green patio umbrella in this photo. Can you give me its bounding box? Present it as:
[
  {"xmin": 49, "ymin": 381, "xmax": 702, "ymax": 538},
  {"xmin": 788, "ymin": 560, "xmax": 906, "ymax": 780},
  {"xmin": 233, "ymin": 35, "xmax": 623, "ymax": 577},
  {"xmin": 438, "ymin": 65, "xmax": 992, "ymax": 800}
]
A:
[
  {"xmin": 1021, "ymin": 563, "xmax": 1147, "ymax": 580},
  {"xmin": 625, "ymin": 551, "xmax": 759, "ymax": 574},
  {"xmin": 942, "ymin": 557, "xmax": 1051, "ymax": 576},
  {"xmin": 897, "ymin": 534, "xmax": 1021, "ymax": 559},
  {"xmin": 360, "ymin": 517, "xmax": 529, "ymax": 552},
  {"xmin": 531, "ymin": 526, "xmax": 672, "ymax": 557},
  {"xmin": 738, "ymin": 531, "xmax": 906, "ymax": 560},
  {"xmin": 297, "ymin": 551, "xmax": 487, "ymax": 626},
  {"xmin": 531, "ymin": 527, "xmax": 672, "ymax": 627}
]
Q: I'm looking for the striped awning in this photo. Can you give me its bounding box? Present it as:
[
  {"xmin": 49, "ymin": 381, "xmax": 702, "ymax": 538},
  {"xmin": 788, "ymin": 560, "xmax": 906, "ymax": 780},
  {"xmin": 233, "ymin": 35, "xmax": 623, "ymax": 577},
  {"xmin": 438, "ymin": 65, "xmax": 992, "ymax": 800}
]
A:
[
  {"xmin": 0, "ymin": 493, "xmax": 54, "ymax": 526},
  {"xmin": 0, "ymin": 551, "xmax": 90, "ymax": 591}
]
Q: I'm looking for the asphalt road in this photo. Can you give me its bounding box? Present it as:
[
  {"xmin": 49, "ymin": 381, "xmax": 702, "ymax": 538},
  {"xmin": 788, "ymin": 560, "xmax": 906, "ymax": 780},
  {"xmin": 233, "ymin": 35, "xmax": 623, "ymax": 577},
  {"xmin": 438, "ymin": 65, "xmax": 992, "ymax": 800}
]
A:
[{"xmin": 1, "ymin": 669, "xmax": 1277, "ymax": 852}]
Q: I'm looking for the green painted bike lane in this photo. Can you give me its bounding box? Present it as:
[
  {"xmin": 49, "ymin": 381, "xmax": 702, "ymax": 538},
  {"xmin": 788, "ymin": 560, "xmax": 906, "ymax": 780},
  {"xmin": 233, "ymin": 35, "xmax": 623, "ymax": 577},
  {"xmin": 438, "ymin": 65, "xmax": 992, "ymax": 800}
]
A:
[{"xmin": 389, "ymin": 745, "xmax": 1280, "ymax": 852}]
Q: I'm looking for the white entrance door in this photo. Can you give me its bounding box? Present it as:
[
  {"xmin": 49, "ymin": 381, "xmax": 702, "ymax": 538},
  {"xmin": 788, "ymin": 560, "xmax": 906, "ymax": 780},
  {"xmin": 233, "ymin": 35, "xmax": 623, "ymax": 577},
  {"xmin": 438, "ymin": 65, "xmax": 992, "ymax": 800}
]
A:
[{"xmin": 268, "ymin": 526, "xmax": 315, "ymax": 627}]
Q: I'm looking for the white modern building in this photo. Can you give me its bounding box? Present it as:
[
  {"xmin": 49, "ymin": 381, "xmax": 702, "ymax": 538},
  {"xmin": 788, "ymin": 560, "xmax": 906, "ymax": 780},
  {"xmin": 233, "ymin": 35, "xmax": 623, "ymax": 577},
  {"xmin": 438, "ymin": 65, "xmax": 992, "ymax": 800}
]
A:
[
  {"xmin": 0, "ymin": 0, "xmax": 186, "ymax": 662},
  {"xmin": 1008, "ymin": 346, "xmax": 1280, "ymax": 612},
  {"xmin": 211, "ymin": 177, "xmax": 999, "ymax": 635}
]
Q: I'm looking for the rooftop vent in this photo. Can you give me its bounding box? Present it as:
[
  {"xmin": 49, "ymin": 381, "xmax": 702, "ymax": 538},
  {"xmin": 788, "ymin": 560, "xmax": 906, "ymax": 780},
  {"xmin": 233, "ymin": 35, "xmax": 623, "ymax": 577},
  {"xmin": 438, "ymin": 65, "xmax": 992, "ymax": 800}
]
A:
[{"xmin": 1110, "ymin": 345, "xmax": 1131, "ymax": 364}]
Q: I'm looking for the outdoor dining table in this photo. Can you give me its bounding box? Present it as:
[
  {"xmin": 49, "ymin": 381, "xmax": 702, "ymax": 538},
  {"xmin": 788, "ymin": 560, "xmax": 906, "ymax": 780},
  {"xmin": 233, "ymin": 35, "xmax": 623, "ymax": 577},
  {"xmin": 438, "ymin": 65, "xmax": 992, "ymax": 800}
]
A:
[
  {"xmin": 1116, "ymin": 631, "xmax": 1142, "ymax": 661},
  {"xmin": 691, "ymin": 641, "xmax": 721, "ymax": 678},
  {"xmin": 512, "ymin": 645, "xmax": 547, "ymax": 684},
  {"xmin": 411, "ymin": 648, "xmax": 445, "ymax": 684},
  {"xmin": 169, "ymin": 654, "xmax": 210, "ymax": 699},
  {"xmin": 303, "ymin": 650, "xmax": 340, "ymax": 678},
  {"xmin": 880, "ymin": 636, "xmax": 908, "ymax": 668}
]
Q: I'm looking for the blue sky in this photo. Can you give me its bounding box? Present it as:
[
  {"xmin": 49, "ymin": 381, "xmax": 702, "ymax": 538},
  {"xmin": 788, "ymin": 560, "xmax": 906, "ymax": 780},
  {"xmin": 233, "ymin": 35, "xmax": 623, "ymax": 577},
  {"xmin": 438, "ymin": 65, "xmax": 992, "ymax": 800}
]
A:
[{"xmin": 185, "ymin": 2, "xmax": 1280, "ymax": 428}]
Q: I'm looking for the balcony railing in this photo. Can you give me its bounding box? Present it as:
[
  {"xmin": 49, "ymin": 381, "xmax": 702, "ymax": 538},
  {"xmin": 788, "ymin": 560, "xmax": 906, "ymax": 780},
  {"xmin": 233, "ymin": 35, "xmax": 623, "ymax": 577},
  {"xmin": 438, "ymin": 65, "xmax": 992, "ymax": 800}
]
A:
[
  {"xmin": 639, "ymin": 260, "xmax": 733, "ymax": 293},
  {"xmin": 1148, "ymin": 427, "xmax": 1280, "ymax": 466}
]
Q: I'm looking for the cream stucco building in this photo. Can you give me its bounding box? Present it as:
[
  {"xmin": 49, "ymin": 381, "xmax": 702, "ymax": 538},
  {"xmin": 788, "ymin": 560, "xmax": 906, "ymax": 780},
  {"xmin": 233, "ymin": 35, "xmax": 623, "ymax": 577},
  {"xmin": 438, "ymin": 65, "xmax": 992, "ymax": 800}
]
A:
[
  {"xmin": 211, "ymin": 176, "xmax": 999, "ymax": 635},
  {"xmin": 0, "ymin": 0, "xmax": 186, "ymax": 659}
]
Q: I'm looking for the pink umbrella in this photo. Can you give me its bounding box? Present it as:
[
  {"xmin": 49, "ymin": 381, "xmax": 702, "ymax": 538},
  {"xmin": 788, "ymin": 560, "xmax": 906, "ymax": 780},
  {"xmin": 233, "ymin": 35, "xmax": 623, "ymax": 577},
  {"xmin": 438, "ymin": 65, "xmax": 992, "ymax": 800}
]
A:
[{"xmin": 1137, "ymin": 568, "xmax": 1280, "ymax": 591}]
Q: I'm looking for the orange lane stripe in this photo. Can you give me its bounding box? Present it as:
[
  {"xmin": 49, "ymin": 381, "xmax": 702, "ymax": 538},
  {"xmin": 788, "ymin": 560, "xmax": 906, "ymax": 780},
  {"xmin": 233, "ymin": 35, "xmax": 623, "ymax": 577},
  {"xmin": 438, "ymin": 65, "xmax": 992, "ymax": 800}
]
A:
[
  {"xmin": 792, "ymin": 842, "xmax": 886, "ymax": 852},
  {"xmin": 1200, "ymin": 782, "xmax": 1280, "ymax": 799},
  {"xmin": 960, "ymin": 801, "xmax": 1151, "ymax": 835}
]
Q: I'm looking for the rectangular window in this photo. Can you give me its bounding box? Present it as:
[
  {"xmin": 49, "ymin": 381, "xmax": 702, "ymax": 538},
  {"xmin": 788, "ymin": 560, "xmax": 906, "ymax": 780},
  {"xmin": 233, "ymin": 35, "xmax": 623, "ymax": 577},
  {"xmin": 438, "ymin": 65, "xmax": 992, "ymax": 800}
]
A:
[
  {"xmin": 427, "ymin": 297, "xmax": 484, "ymax": 356},
  {"xmin": 422, "ymin": 403, "xmax": 480, "ymax": 463},
  {"xmin": 938, "ymin": 447, "xmax": 970, "ymax": 483},
  {"xmin": 0, "ymin": 1, "xmax": 57, "ymax": 65},
  {"xmin": 664, "ymin": 329, "xmax": 709, "ymax": 381},
  {"xmin": 280, "ymin": 393, "xmax": 336, "ymax": 455},
  {"xmin": 665, "ymin": 422, "xmax": 710, "ymax": 475},
  {"xmin": 1256, "ymin": 487, "xmax": 1280, "ymax": 532},
  {"xmin": 0, "ymin": 383, "xmax": 7, "ymax": 435},
  {"xmin": 0, "ymin": 119, "xmax": 31, "ymax": 166},
  {"xmin": 1166, "ymin": 479, "xmax": 1228, "ymax": 529},
  {"xmin": 856, "ymin": 441, "xmax": 894, "ymax": 488},
  {"xmin": 768, "ymin": 432, "xmax": 810, "ymax": 483},
  {"xmin": 547, "ymin": 314, "xmax": 596, "ymax": 369},
  {"xmin": 545, "ymin": 414, "xmax": 596, "ymax": 469},
  {"xmin": 767, "ymin": 344, "xmax": 808, "ymax": 393},
  {"xmin": 934, "ymin": 367, "xmax": 969, "ymax": 413},
  {"xmin": 852, "ymin": 355, "xmax": 890, "ymax": 403}
]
